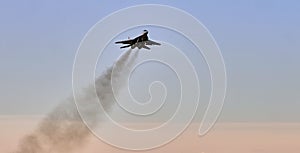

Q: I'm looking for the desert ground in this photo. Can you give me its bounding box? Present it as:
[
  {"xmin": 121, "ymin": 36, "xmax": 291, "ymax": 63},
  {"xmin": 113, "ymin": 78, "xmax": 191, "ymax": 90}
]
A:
[{"xmin": 1, "ymin": 116, "xmax": 299, "ymax": 153}]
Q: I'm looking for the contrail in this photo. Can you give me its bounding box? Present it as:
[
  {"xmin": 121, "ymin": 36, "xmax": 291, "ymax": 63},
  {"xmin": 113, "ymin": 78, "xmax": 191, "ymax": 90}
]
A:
[{"xmin": 13, "ymin": 49, "xmax": 138, "ymax": 153}]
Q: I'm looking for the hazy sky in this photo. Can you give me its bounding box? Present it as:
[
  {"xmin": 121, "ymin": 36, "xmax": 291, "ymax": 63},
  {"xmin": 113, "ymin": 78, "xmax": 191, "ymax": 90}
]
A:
[{"xmin": 0, "ymin": 0, "xmax": 299, "ymax": 122}]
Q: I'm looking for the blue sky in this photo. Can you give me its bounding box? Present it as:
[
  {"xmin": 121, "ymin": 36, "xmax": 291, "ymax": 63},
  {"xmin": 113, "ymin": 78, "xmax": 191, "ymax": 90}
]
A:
[{"xmin": 0, "ymin": 0, "xmax": 300, "ymax": 122}]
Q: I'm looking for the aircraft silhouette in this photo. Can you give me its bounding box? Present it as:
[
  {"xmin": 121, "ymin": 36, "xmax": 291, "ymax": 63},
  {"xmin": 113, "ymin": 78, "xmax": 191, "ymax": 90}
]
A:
[{"xmin": 115, "ymin": 30, "xmax": 161, "ymax": 50}]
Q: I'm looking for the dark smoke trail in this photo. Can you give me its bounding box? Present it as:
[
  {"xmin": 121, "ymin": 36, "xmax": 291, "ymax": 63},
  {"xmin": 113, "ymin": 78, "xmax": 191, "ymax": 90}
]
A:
[{"xmin": 13, "ymin": 49, "xmax": 137, "ymax": 153}]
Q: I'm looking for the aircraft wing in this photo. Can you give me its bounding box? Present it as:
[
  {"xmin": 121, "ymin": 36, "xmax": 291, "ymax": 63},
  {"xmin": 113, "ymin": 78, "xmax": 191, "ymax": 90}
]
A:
[
  {"xmin": 115, "ymin": 39, "xmax": 134, "ymax": 44},
  {"xmin": 145, "ymin": 40, "xmax": 161, "ymax": 46},
  {"xmin": 120, "ymin": 44, "xmax": 131, "ymax": 48},
  {"xmin": 142, "ymin": 45, "xmax": 150, "ymax": 50}
]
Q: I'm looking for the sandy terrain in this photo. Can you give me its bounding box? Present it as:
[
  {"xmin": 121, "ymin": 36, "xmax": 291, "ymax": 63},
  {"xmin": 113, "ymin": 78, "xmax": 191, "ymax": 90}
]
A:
[{"xmin": 1, "ymin": 116, "xmax": 299, "ymax": 153}]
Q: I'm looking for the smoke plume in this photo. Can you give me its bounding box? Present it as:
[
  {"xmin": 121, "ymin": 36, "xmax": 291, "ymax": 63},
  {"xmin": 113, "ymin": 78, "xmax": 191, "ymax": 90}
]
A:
[{"xmin": 13, "ymin": 49, "xmax": 138, "ymax": 153}]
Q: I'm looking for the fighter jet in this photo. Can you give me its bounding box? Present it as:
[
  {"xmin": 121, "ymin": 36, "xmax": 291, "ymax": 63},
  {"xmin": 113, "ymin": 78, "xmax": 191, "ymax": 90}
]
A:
[{"xmin": 115, "ymin": 30, "xmax": 161, "ymax": 50}]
